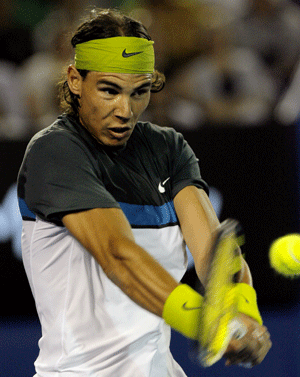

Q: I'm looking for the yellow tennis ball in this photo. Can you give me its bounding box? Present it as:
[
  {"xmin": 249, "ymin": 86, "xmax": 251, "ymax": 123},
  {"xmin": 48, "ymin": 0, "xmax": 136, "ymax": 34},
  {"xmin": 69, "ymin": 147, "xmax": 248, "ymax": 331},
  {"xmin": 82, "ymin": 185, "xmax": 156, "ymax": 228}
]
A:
[{"xmin": 269, "ymin": 234, "xmax": 300, "ymax": 278}]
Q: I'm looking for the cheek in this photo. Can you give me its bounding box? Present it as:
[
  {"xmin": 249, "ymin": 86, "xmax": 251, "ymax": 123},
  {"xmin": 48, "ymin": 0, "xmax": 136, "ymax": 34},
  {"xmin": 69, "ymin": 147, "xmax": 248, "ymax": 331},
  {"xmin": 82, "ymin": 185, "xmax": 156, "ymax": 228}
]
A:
[
  {"xmin": 80, "ymin": 94, "xmax": 106, "ymax": 118},
  {"xmin": 136, "ymin": 96, "xmax": 151, "ymax": 115},
  {"xmin": 78, "ymin": 99, "xmax": 101, "ymax": 130}
]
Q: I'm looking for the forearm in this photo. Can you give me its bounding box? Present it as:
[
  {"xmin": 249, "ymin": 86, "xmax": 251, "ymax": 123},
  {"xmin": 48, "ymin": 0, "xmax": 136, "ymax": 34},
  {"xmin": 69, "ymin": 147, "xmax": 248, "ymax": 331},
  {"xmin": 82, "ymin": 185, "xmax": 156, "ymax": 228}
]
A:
[
  {"xmin": 174, "ymin": 186, "xmax": 253, "ymax": 287},
  {"xmin": 98, "ymin": 236, "xmax": 178, "ymax": 317},
  {"xmin": 174, "ymin": 186, "xmax": 220, "ymax": 283},
  {"xmin": 237, "ymin": 258, "xmax": 253, "ymax": 286},
  {"xmin": 63, "ymin": 208, "xmax": 178, "ymax": 317}
]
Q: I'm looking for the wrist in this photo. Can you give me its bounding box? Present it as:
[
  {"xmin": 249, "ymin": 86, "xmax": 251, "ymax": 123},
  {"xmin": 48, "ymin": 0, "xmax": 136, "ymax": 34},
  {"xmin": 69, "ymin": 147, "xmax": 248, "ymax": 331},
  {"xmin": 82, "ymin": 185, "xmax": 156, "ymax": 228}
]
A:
[
  {"xmin": 162, "ymin": 284, "xmax": 203, "ymax": 340},
  {"xmin": 233, "ymin": 283, "xmax": 263, "ymax": 325}
]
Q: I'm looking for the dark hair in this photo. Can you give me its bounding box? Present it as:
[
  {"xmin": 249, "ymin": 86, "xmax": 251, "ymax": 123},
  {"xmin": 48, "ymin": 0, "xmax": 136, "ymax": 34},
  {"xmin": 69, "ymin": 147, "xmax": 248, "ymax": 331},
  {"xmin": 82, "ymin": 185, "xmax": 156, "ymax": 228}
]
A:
[{"xmin": 58, "ymin": 8, "xmax": 165, "ymax": 116}]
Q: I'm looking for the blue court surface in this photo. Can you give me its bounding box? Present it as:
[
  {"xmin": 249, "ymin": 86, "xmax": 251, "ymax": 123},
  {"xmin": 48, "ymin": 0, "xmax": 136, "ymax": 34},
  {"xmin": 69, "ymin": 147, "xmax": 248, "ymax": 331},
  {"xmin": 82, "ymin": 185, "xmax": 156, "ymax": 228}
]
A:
[{"xmin": 1, "ymin": 304, "xmax": 300, "ymax": 377}]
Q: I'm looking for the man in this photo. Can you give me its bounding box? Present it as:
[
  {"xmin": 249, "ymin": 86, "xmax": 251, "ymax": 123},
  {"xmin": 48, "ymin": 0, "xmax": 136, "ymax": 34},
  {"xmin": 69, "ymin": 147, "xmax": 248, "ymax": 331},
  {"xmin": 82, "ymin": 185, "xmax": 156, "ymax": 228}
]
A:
[{"xmin": 17, "ymin": 8, "xmax": 271, "ymax": 377}]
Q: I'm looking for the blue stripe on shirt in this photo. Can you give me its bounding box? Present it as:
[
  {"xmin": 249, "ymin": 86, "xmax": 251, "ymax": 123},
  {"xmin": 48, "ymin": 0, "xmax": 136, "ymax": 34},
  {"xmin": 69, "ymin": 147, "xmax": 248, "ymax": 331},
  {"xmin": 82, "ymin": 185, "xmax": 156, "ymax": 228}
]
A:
[
  {"xmin": 18, "ymin": 197, "xmax": 179, "ymax": 228},
  {"xmin": 18, "ymin": 198, "xmax": 36, "ymax": 220},
  {"xmin": 119, "ymin": 201, "xmax": 178, "ymax": 228}
]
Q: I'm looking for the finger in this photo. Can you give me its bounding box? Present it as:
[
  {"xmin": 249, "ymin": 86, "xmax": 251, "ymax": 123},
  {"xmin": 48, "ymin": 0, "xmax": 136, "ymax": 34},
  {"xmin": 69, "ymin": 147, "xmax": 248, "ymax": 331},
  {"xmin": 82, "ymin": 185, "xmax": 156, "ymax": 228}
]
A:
[
  {"xmin": 253, "ymin": 337, "xmax": 272, "ymax": 365},
  {"xmin": 224, "ymin": 322, "xmax": 272, "ymax": 366},
  {"xmin": 225, "ymin": 341, "xmax": 258, "ymax": 366},
  {"xmin": 225, "ymin": 327, "xmax": 271, "ymax": 366},
  {"xmin": 226, "ymin": 330, "xmax": 272, "ymax": 367},
  {"xmin": 250, "ymin": 328, "xmax": 272, "ymax": 364},
  {"xmin": 225, "ymin": 348, "xmax": 253, "ymax": 366}
]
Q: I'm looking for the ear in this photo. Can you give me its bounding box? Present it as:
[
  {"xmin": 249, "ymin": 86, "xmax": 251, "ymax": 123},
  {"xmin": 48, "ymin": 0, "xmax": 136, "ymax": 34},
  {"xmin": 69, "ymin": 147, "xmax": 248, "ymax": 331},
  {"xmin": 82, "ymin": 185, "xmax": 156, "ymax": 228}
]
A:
[{"xmin": 67, "ymin": 65, "xmax": 82, "ymax": 96}]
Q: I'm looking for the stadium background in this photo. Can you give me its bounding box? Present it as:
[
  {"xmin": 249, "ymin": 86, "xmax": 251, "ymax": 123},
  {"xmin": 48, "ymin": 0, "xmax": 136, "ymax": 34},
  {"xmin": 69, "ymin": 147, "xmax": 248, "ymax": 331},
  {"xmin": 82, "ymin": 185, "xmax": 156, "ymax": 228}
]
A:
[{"xmin": 1, "ymin": 1, "xmax": 300, "ymax": 376}]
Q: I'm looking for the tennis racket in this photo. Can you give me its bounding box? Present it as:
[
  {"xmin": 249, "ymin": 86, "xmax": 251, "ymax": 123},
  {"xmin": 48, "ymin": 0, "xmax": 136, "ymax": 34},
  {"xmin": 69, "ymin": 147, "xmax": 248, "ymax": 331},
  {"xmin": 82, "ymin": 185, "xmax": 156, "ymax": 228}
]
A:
[{"xmin": 196, "ymin": 219, "xmax": 247, "ymax": 367}]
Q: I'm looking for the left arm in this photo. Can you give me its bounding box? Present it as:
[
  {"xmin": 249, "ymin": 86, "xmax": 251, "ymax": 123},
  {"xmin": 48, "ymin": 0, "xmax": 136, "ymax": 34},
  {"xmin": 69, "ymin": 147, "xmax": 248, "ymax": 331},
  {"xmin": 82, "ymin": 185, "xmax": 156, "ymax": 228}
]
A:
[
  {"xmin": 173, "ymin": 186, "xmax": 251, "ymax": 285},
  {"xmin": 174, "ymin": 185, "xmax": 271, "ymax": 366}
]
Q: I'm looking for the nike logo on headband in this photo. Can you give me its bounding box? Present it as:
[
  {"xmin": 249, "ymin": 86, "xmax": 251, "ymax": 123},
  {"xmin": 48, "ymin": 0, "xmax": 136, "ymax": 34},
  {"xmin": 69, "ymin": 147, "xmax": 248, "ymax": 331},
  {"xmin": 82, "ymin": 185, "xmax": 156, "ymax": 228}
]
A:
[{"xmin": 122, "ymin": 49, "xmax": 143, "ymax": 58}]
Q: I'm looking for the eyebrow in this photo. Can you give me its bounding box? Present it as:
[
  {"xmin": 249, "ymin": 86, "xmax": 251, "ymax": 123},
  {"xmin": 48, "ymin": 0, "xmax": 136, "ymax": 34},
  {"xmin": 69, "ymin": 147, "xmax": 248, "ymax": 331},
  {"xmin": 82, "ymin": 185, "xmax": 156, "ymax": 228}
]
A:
[{"xmin": 97, "ymin": 80, "xmax": 152, "ymax": 91}]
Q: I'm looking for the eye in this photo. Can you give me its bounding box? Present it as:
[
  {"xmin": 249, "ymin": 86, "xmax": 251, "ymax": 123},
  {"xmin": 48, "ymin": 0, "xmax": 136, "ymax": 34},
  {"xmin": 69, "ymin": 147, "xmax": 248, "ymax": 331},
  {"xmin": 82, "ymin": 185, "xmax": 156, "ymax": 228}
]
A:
[
  {"xmin": 100, "ymin": 87, "xmax": 119, "ymax": 95},
  {"xmin": 133, "ymin": 88, "xmax": 150, "ymax": 97}
]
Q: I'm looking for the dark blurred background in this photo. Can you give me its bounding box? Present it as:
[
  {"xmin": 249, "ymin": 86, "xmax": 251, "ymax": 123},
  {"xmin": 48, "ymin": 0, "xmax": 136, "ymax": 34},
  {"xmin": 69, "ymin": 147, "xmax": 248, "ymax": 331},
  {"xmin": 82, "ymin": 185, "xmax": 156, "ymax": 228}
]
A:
[{"xmin": 1, "ymin": 0, "xmax": 300, "ymax": 376}]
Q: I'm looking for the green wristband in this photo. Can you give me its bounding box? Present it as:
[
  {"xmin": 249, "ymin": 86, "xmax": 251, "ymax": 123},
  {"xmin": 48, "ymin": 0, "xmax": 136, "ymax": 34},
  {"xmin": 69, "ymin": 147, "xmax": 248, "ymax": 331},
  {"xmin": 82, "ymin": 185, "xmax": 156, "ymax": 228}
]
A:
[
  {"xmin": 162, "ymin": 284, "xmax": 203, "ymax": 340},
  {"xmin": 233, "ymin": 283, "xmax": 263, "ymax": 325}
]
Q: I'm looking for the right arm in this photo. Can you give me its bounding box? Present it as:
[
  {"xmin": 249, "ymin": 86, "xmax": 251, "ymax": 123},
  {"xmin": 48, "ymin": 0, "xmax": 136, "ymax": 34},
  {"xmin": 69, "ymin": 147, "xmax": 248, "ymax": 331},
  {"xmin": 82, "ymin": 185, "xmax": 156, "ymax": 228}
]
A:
[{"xmin": 62, "ymin": 207, "xmax": 179, "ymax": 317}]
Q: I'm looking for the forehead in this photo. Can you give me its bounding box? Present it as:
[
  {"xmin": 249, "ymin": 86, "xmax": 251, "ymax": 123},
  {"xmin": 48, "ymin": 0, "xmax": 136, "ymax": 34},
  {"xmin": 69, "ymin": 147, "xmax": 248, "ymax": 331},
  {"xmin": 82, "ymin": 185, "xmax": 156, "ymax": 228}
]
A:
[{"xmin": 86, "ymin": 71, "xmax": 152, "ymax": 87}]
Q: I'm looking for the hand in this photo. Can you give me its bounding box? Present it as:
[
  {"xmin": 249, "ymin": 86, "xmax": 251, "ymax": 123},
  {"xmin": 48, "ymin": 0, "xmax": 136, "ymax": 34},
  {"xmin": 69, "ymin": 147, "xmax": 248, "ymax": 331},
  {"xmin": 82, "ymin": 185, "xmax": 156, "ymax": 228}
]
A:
[{"xmin": 223, "ymin": 313, "xmax": 272, "ymax": 367}]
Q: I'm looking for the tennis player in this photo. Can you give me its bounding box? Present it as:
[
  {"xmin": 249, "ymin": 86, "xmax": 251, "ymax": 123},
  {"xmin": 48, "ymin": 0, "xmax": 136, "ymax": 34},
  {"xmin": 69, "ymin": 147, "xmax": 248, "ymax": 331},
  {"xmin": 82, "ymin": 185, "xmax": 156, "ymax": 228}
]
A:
[{"xmin": 17, "ymin": 8, "xmax": 271, "ymax": 376}]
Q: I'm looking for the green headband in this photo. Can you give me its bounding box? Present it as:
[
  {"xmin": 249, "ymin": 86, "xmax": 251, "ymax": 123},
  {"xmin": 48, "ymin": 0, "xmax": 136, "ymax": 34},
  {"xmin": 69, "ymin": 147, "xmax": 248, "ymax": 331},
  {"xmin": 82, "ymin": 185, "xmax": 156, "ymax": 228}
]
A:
[{"xmin": 75, "ymin": 37, "xmax": 155, "ymax": 74}]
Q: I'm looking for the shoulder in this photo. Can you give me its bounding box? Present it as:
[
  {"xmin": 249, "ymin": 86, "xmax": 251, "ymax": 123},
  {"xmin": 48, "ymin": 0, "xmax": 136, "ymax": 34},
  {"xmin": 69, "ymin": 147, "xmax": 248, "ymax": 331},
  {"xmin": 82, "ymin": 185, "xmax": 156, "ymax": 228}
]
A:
[
  {"xmin": 28, "ymin": 115, "xmax": 80, "ymax": 144},
  {"xmin": 134, "ymin": 121, "xmax": 185, "ymax": 148},
  {"xmin": 25, "ymin": 115, "xmax": 93, "ymax": 160},
  {"xmin": 135, "ymin": 121, "xmax": 180, "ymax": 137}
]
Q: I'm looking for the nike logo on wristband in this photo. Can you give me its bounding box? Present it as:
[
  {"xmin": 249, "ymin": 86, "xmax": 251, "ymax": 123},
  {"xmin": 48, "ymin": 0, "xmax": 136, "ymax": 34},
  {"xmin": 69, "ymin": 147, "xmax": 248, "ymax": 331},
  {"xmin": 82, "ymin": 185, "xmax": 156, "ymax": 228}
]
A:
[
  {"xmin": 122, "ymin": 49, "xmax": 143, "ymax": 58},
  {"xmin": 241, "ymin": 294, "xmax": 249, "ymax": 304},
  {"xmin": 182, "ymin": 302, "xmax": 202, "ymax": 311}
]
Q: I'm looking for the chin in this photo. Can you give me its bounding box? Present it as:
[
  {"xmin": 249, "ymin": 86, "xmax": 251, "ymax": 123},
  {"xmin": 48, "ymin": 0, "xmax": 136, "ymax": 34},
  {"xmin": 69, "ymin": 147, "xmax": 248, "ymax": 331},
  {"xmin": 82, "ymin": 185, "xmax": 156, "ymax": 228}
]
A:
[{"xmin": 101, "ymin": 137, "xmax": 128, "ymax": 149}]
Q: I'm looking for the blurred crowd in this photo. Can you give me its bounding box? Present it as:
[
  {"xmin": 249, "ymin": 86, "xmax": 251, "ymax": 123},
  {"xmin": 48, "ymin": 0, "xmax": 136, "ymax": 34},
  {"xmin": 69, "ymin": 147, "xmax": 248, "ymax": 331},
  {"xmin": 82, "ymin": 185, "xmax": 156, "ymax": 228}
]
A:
[{"xmin": 1, "ymin": 0, "xmax": 300, "ymax": 140}]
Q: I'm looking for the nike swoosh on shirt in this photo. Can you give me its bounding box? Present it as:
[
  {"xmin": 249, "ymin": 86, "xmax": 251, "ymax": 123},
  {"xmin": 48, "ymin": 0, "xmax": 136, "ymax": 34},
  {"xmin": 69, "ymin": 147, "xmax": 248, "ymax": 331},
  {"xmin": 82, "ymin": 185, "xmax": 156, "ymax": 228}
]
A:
[
  {"xmin": 122, "ymin": 49, "xmax": 143, "ymax": 58},
  {"xmin": 158, "ymin": 177, "xmax": 170, "ymax": 193}
]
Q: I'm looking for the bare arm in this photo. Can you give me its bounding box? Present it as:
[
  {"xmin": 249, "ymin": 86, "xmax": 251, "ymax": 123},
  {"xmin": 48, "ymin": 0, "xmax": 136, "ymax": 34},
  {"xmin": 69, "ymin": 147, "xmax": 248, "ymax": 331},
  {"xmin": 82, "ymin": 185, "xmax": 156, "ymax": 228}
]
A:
[
  {"xmin": 62, "ymin": 207, "xmax": 178, "ymax": 317},
  {"xmin": 173, "ymin": 186, "xmax": 271, "ymax": 365},
  {"xmin": 173, "ymin": 186, "xmax": 252, "ymax": 285}
]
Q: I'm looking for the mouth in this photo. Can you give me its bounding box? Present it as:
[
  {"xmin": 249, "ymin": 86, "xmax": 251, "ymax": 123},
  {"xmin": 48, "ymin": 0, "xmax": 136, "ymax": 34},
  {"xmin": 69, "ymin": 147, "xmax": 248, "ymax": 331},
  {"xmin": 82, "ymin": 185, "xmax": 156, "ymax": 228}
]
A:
[{"xmin": 107, "ymin": 127, "xmax": 131, "ymax": 140}]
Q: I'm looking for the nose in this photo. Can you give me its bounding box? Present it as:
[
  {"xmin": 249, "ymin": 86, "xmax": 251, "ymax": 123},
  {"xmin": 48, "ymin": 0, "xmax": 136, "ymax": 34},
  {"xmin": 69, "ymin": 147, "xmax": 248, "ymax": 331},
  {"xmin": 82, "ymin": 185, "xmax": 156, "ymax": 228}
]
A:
[{"xmin": 114, "ymin": 95, "xmax": 133, "ymax": 123}]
